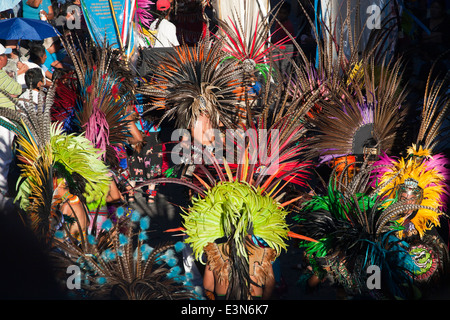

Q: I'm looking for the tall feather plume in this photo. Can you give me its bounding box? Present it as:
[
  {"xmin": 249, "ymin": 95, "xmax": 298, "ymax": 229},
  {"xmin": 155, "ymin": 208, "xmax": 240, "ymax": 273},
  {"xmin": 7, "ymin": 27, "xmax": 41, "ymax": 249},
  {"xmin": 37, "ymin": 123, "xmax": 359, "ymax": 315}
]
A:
[
  {"xmin": 50, "ymin": 211, "xmax": 196, "ymax": 300},
  {"xmin": 1, "ymin": 82, "xmax": 114, "ymax": 244},
  {"xmin": 415, "ymin": 65, "xmax": 450, "ymax": 153},
  {"xmin": 59, "ymin": 35, "xmax": 135, "ymax": 167},
  {"xmin": 137, "ymin": 39, "xmax": 245, "ymax": 130},
  {"xmin": 303, "ymin": 54, "xmax": 408, "ymax": 162}
]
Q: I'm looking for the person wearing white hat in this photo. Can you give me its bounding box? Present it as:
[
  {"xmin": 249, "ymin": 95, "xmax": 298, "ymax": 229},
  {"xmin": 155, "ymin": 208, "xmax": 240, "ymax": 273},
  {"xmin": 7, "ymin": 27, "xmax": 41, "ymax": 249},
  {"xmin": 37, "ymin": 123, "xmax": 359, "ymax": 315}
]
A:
[
  {"xmin": 0, "ymin": 43, "xmax": 21, "ymax": 108},
  {"xmin": 0, "ymin": 42, "xmax": 22, "ymax": 211}
]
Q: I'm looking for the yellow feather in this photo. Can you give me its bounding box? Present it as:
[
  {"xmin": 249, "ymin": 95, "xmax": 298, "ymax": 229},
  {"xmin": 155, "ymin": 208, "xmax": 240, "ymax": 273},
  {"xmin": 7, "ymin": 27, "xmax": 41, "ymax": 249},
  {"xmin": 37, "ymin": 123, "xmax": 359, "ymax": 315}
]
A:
[
  {"xmin": 406, "ymin": 144, "xmax": 432, "ymax": 158},
  {"xmin": 222, "ymin": 158, "xmax": 234, "ymax": 182},
  {"xmin": 378, "ymin": 152, "xmax": 446, "ymax": 238}
]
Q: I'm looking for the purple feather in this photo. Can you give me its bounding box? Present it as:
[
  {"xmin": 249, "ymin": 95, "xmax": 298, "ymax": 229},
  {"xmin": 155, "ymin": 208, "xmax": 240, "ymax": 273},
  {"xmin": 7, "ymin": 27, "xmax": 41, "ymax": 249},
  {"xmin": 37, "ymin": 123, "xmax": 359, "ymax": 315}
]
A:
[
  {"xmin": 370, "ymin": 151, "xmax": 398, "ymax": 188},
  {"xmin": 358, "ymin": 102, "xmax": 374, "ymax": 124},
  {"xmin": 423, "ymin": 153, "xmax": 450, "ymax": 210},
  {"xmin": 136, "ymin": 0, "xmax": 154, "ymax": 30},
  {"xmin": 84, "ymin": 106, "xmax": 110, "ymax": 160}
]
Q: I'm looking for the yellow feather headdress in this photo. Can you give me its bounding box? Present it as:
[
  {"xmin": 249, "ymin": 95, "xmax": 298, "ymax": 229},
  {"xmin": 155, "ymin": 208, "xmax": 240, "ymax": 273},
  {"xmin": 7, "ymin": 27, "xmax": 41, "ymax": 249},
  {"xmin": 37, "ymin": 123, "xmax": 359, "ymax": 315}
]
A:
[
  {"xmin": 373, "ymin": 154, "xmax": 447, "ymax": 238},
  {"xmin": 406, "ymin": 144, "xmax": 432, "ymax": 159}
]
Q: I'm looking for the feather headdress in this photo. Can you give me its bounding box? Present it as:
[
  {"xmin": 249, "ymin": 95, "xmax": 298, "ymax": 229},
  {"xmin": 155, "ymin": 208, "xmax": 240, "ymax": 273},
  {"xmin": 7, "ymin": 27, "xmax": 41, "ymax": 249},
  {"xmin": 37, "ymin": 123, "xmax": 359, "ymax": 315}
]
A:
[
  {"xmin": 61, "ymin": 35, "xmax": 134, "ymax": 168},
  {"xmin": 136, "ymin": 39, "xmax": 245, "ymax": 130},
  {"xmin": 0, "ymin": 87, "xmax": 111, "ymax": 244},
  {"xmin": 135, "ymin": 119, "xmax": 315, "ymax": 299},
  {"xmin": 370, "ymin": 153, "xmax": 449, "ymax": 239},
  {"xmin": 213, "ymin": 0, "xmax": 289, "ymax": 79},
  {"xmin": 293, "ymin": 164, "xmax": 418, "ymax": 299},
  {"xmin": 177, "ymin": 160, "xmax": 314, "ymax": 300},
  {"xmin": 286, "ymin": 0, "xmax": 401, "ymax": 122},
  {"xmin": 50, "ymin": 208, "xmax": 197, "ymax": 300},
  {"xmin": 303, "ymin": 56, "xmax": 408, "ymax": 163},
  {"xmin": 370, "ymin": 68, "xmax": 450, "ymax": 238}
]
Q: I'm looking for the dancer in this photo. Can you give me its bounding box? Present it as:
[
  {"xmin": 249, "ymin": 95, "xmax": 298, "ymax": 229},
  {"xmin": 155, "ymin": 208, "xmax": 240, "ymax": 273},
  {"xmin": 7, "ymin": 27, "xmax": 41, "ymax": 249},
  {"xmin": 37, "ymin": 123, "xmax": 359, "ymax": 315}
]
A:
[
  {"xmin": 293, "ymin": 163, "xmax": 420, "ymax": 299},
  {"xmin": 370, "ymin": 68, "xmax": 450, "ymax": 296}
]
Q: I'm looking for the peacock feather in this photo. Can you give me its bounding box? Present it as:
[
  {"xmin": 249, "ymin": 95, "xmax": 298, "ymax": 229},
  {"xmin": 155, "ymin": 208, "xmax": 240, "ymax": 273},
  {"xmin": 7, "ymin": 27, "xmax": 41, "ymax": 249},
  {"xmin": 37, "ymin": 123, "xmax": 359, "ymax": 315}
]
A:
[{"xmin": 50, "ymin": 208, "xmax": 197, "ymax": 300}]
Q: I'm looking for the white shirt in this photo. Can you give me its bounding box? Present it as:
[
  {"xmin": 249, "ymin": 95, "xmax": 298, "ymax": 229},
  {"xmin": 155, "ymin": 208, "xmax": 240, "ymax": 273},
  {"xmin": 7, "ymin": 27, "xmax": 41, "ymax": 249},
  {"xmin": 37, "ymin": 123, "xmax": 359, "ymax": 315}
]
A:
[
  {"xmin": 17, "ymin": 61, "xmax": 46, "ymax": 89},
  {"xmin": 19, "ymin": 89, "xmax": 40, "ymax": 105},
  {"xmin": 150, "ymin": 19, "xmax": 180, "ymax": 48},
  {"xmin": 0, "ymin": 118, "xmax": 15, "ymax": 194}
]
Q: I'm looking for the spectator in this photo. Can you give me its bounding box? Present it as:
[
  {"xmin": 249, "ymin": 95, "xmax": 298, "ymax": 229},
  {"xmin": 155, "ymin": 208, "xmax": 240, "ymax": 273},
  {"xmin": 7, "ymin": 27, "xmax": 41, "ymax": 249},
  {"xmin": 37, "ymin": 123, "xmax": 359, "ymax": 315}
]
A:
[
  {"xmin": 0, "ymin": 43, "xmax": 22, "ymax": 210},
  {"xmin": 3, "ymin": 40, "xmax": 21, "ymax": 62},
  {"xmin": 171, "ymin": 0, "xmax": 208, "ymax": 46},
  {"xmin": 55, "ymin": 1, "xmax": 77, "ymax": 29},
  {"xmin": 15, "ymin": 42, "xmax": 48, "ymax": 90},
  {"xmin": 150, "ymin": 0, "xmax": 180, "ymax": 48},
  {"xmin": 55, "ymin": 1, "xmax": 86, "ymax": 34},
  {"xmin": 0, "ymin": 10, "xmax": 14, "ymax": 19},
  {"xmin": 28, "ymin": 43, "xmax": 53, "ymax": 84},
  {"xmin": 19, "ymin": 68, "xmax": 45, "ymax": 106},
  {"xmin": 0, "ymin": 44, "xmax": 22, "ymax": 108},
  {"xmin": 1, "ymin": 40, "xmax": 21, "ymax": 82},
  {"xmin": 22, "ymin": 0, "xmax": 55, "ymax": 21}
]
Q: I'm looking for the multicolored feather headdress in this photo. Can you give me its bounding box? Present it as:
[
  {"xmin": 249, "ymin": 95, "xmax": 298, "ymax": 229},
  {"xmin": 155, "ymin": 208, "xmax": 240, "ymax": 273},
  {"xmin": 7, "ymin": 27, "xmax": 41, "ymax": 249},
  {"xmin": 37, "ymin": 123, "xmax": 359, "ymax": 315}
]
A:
[
  {"xmin": 135, "ymin": 105, "xmax": 316, "ymax": 299},
  {"xmin": 304, "ymin": 56, "xmax": 408, "ymax": 163},
  {"xmin": 136, "ymin": 39, "xmax": 245, "ymax": 130},
  {"xmin": 370, "ymin": 152, "xmax": 449, "ymax": 239},
  {"xmin": 61, "ymin": 35, "xmax": 134, "ymax": 168},
  {"xmin": 293, "ymin": 163, "xmax": 418, "ymax": 299},
  {"xmin": 370, "ymin": 68, "xmax": 450, "ymax": 238},
  {"xmin": 0, "ymin": 87, "xmax": 111, "ymax": 244}
]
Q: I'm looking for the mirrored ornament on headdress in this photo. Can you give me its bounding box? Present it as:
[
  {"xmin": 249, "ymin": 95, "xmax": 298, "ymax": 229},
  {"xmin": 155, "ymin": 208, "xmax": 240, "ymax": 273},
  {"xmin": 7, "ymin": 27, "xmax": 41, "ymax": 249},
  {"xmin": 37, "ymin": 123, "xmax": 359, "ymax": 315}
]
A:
[
  {"xmin": 362, "ymin": 138, "xmax": 380, "ymax": 162},
  {"xmin": 242, "ymin": 59, "xmax": 256, "ymax": 73},
  {"xmin": 397, "ymin": 178, "xmax": 424, "ymax": 204}
]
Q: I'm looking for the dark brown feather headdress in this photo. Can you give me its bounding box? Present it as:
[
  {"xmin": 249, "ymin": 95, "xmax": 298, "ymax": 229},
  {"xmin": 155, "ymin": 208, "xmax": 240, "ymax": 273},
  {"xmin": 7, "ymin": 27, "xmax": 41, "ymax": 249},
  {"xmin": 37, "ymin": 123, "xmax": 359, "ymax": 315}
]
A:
[
  {"xmin": 304, "ymin": 56, "xmax": 409, "ymax": 163},
  {"xmin": 136, "ymin": 39, "xmax": 245, "ymax": 130}
]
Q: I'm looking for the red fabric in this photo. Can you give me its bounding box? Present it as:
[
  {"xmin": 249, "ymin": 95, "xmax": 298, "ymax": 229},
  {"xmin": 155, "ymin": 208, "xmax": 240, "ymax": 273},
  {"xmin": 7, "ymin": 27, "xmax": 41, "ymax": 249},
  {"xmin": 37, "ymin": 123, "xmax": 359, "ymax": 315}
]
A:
[{"xmin": 157, "ymin": 0, "xmax": 171, "ymax": 10}]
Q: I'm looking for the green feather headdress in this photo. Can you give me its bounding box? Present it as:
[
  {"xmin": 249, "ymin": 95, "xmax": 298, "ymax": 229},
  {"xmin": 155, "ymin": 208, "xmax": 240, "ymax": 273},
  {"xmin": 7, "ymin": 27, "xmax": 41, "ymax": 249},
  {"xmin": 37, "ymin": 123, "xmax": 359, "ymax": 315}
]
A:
[
  {"xmin": 182, "ymin": 180, "xmax": 289, "ymax": 262},
  {"xmin": 0, "ymin": 87, "xmax": 111, "ymax": 243}
]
